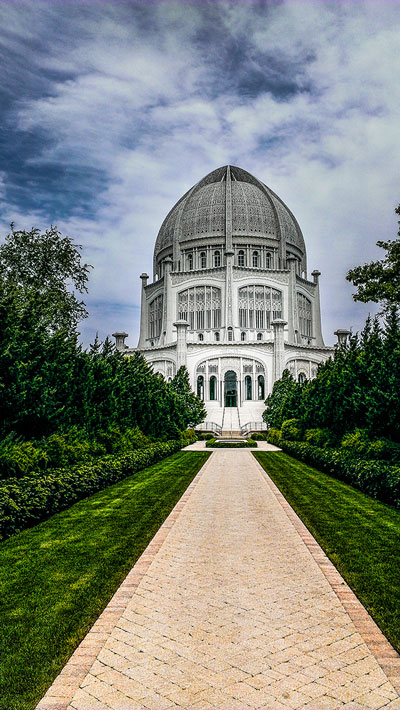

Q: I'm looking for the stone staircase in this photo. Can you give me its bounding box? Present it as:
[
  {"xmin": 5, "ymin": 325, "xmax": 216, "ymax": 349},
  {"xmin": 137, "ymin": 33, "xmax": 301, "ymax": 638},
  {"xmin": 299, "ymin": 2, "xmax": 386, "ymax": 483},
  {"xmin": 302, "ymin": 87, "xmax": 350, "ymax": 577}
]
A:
[{"xmin": 221, "ymin": 407, "xmax": 241, "ymax": 437}]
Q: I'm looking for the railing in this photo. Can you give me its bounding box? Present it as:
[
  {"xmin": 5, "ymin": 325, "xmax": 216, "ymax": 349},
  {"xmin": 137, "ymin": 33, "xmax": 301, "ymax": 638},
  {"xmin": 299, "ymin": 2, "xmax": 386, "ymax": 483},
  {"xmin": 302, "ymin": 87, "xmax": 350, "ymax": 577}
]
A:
[
  {"xmin": 196, "ymin": 421, "xmax": 222, "ymax": 435},
  {"xmin": 241, "ymin": 421, "xmax": 268, "ymax": 435}
]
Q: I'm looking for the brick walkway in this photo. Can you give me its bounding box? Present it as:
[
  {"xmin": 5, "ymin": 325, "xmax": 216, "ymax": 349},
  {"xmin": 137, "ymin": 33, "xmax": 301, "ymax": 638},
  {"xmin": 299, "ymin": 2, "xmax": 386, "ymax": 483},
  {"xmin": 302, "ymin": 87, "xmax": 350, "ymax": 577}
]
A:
[{"xmin": 38, "ymin": 449, "xmax": 400, "ymax": 710}]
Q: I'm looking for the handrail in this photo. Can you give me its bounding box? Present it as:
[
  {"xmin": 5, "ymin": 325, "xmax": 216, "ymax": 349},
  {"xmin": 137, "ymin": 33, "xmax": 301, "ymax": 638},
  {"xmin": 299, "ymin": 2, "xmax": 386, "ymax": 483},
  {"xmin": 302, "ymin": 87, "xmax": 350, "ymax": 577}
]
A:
[
  {"xmin": 196, "ymin": 421, "xmax": 222, "ymax": 435},
  {"xmin": 241, "ymin": 421, "xmax": 268, "ymax": 435}
]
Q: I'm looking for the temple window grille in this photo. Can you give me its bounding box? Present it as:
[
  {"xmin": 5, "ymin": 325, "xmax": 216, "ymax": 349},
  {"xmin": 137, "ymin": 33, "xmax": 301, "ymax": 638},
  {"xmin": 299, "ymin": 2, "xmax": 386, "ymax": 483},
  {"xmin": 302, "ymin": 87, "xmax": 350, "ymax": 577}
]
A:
[
  {"xmin": 241, "ymin": 331, "xmax": 246, "ymax": 341},
  {"xmin": 297, "ymin": 293, "xmax": 312, "ymax": 337},
  {"xmin": 178, "ymin": 286, "xmax": 221, "ymax": 331},
  {"xmin": 214, "ymin": 250, "xmax": 221, "ymax": 267},
  {"xmin": 258, "ymin": 375, "xmax": 265, "ymax": 399},
  {"xmin": 187, "ymin": 253, "xmax": 193, "ymax": 271},
  {"xmin": 214, "ymin": 331, "xmax": 220, "ymax": 341},
  {"xmin": 148, "ymin": 294, "xmax": 163, "ymax": 339},
  {"xmin": 200, "ymin": 251, "xmax": 206, "ymax": 268},
  {"xmin": 252, "ymin": 251, "xmax": 259, "ymax": 267},
  {"xmin": 228, "ymin": 327, "xmax": 233, "ymax": 341},
  {"xmin": 198, "ymin": 333, "xmax": 204, "ymax": 342},
  {"xmin": 238, "ymin": 285, "xmax": 282, "ymax": 330},
  {"xmin": 257, "ymin": 332, "xmax": 263, "ymax": 341},
  {"xmin": 266, "ymin": 252, "xmax": 272, "ymax": 268},
  {"xmin": 238, "ymin": 250, "xmax": 245, "ymax": 267},
  {"xmin": 298, "ymin": 372, "xmax": 307, "ymax": 384}
]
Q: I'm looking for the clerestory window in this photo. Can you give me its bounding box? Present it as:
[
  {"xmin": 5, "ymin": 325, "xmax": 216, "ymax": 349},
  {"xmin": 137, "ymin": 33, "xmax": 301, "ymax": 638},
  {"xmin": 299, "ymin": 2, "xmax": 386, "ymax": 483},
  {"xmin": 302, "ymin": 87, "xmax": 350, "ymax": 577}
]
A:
[
  {"xmin": 238, "ymin": 285, "xmax": 282, "ymax": 330},
  {"xmin": 178, "ymin": 286, "xmax": 221, "ymax": 331}
]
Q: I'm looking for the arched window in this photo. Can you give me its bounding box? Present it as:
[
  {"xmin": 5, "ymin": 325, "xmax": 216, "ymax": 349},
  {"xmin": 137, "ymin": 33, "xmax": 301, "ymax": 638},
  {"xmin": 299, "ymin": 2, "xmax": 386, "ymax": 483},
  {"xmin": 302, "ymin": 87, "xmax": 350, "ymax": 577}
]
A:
[
  {"xmin": 214, "ymin": 250, "xmax": 221, "ymax": 267},
  {"xmin": 214, "ymin": 331, "xmax": 220, "ymax": 341},
  {"xmin": 258, "ymin": 375, "xmax": 265, "ymax": 400},
  {"xmin": 187, "ymin": 253, "xmax": 193, "ymax": 271},
  {"xmin": 298, "ymin": 372, "xmax": 307, "ymax": 384},
  {"xmin": 252, "ymin": 250, "xmax": 259, "ymax": 267},
  {"xmin": 148, "ymin": 294, "xmax": 163, "ymax": 339},
  {"xmin": 178, "ymin": 287, "xmax": 221, "ymax": 330},
  {"xmin": 241, "ymin": 331, "xmax": 246, "ymax": 341},
  {"xmin": 238, "ymin": 285, "xmax": 282, "ymax": 329},
  {"xmin": 238, "ymin": 249, "xmax": 245, "ymax": 267},
  {"xmin": 197, "ymin": 375, "xmax": 204, "ymax": 400},
  {"xmin": 200, "ymin": 251, "xmax": 206, "ymax": 268},
  {"xmin": 198, "ymin": 333, "xmax": 204, "ymax": 342},
  {"xmin": 245, "ymin": 375, "xmax": 252, "ymax": 400},
  {"xmin": 266, "ymin": 252, "xmax": 272, "ymax": 268},
  {"xmin": 209, "ymin": 376, "xmax": 217, "ymax": 401},
  {"xmin": 228, "ymin": 327, "xmax": 233, "ymax": 342},
  {"xmin": 257, "ymin": 332, "xmax": 263, "ymax": 341},
  {"xmin": 297, "ymin": 293, "xmax": 312, "ymax": 338}
]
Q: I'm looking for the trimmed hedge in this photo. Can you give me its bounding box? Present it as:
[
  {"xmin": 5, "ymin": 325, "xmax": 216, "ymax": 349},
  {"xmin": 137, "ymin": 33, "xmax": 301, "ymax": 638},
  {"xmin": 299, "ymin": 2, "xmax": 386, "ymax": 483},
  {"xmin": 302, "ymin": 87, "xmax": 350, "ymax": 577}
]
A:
[
  {"xmin": 206, "ymin": 438, "xmax": 257, "ymax": 448},
  {"xmin": 279, "ymin": 440, "xmax": 400, "ymax": 509},
  {"xmin": 0, "ymin": 440, "xmax": 183, "ymax": 541}
]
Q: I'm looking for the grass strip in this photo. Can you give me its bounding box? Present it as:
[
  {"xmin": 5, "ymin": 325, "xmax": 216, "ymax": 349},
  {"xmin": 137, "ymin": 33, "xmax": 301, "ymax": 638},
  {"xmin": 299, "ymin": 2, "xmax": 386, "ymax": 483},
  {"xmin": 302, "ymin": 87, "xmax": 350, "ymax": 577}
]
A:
[
  {"xmin": 0, "ymin": 450, "xmax": 209, "ymax": 710},
  {"xmin": 254, "ymin": 451, "xmax": 400, "ymax": 654}
]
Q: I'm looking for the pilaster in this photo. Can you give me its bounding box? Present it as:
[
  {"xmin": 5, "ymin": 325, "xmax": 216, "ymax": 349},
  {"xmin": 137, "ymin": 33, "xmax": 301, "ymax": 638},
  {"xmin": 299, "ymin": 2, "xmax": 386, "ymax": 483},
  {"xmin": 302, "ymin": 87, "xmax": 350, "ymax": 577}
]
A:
[
  {"xmin": 272, "ymin": 318, "xmax": 287, "ymax": 383},
  {"xmin": 311, "ymin": 270, "xmax": 324, "ymax": 346},
  {"xmin": 174, "ymin": 319, "xmax": 189, "ymax": 368},
  {"xmin": 137, "ymin": 273, "xmax": 149, "ymax": 348},
  {"xmin": 161, "ymin": 257, "xmax": 173, "ymax": 345}
]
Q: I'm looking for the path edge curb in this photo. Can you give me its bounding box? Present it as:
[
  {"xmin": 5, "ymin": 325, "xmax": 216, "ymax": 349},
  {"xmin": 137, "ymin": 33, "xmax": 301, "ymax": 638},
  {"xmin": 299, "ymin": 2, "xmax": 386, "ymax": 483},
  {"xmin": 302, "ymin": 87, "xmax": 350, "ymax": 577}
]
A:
[
  {"xmin": 35, "ymin": 451, "xmax": 213, "ymax": 710},
  {"xmin": 253, "ymin": 452, "xmax": 400, "ymax": 696}
]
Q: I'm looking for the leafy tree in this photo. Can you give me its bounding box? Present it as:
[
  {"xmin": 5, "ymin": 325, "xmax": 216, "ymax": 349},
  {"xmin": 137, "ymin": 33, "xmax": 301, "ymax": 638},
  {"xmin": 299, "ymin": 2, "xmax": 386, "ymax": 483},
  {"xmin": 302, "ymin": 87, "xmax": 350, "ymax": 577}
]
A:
[
  {"xmin": 0, "ymin": 225, "xmax": 91, "ymax": 333},
  {"xmin": 346, "ymin": 204, "xmax": 400, "ymax": 310},
  {"xmin": 263, "ymin": 370, "xmax": 302, "ymax": 429},
  {"xmin": 170, "ymin": 366, "xmax": 206, "ymax": 429}
]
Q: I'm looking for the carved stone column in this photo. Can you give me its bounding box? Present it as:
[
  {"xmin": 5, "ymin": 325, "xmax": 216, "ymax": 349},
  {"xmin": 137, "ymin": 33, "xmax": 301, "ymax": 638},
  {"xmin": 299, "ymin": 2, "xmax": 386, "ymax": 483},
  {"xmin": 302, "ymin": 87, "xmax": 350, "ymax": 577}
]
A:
[
  {"xmin": 137, "ymin": 273, "xmax": 149, "ymax": 348},
  {"xmin": 174, "ymin": 319, "xmax": 189, "ymax": 368},
  {"xmin": 272, "ymin": 318, "xmax": 287, "ymax": 383},
  {"xmin": 311, "ymin": 269, "xmax": 324, "ymax": 346},
  {"xmin": 161, "ymin": 257, "xmax": 173, "ymax": 345}
]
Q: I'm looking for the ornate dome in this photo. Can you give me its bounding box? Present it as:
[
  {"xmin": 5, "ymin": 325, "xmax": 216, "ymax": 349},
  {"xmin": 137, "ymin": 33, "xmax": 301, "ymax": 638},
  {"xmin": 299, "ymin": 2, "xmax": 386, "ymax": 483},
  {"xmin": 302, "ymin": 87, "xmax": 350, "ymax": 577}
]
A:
[{"xmin": 154, "ymin": 165, "xmax": 306, "ymax": 265}]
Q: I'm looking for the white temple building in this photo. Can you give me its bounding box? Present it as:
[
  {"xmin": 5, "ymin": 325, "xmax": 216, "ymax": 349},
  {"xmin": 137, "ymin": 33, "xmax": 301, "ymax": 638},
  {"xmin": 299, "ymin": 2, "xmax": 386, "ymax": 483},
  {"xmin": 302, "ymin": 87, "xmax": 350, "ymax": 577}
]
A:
[{"xmin": 114, "ymin": 165, "xmax": 338, "ymax": 434}]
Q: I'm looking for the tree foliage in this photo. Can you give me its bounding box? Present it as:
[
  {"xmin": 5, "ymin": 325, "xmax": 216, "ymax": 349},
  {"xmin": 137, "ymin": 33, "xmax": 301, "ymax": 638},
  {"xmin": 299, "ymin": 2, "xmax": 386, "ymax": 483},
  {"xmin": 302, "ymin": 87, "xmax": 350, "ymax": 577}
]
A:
[
  {"xmin": 0, "ymin": 225, "xmax": 91, "ymax": 333},
  {"xmin": 264, "ymin": 310, "xmax": 400, "ymax": 442},
  {"xmin": 0, "ymin": 227, "xmax": 205, "ymax": 441},
  {"xmin": 346, "ymin": 204, "xmax": 400, "ymax": 310}
]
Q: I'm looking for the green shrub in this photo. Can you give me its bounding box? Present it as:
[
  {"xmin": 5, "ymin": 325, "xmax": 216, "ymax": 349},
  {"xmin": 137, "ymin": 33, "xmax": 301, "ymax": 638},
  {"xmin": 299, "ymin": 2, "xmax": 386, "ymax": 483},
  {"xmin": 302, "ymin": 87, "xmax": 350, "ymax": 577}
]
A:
[
  {"xmin": 281, "ymin": 418, "xmax": 302, "ymax": 441},
  {"xmin": 205, "ymin": 438, "xmax": 257, "ymax": 448},
  {"xmin": 249, "ymin": 432, "xmax": 267, "ymax": 441},
  {"xmin": 0, "ymin": 440, "xmax": 48, "ymax": 479},
  {"xmin": 0, "ymin": 440, "xmax": 183, "ymax": 541},
  {"xmin": 266, "ymin": 428, "xmax": 282, "ymax": 446},
  {"xmin": 179, "ymin": 429, "xmax": 197, "ymax": 446},
  {"xmin": 305, "ymin": 428, "xmax": 332, "ymax": 448},
  {"xmin": 197, "ymin": 433, "xmax": 214, "ymax": 441},
  {"xmin": 279, "ymin": 440, "xmax": 400, "ymax": 508}
]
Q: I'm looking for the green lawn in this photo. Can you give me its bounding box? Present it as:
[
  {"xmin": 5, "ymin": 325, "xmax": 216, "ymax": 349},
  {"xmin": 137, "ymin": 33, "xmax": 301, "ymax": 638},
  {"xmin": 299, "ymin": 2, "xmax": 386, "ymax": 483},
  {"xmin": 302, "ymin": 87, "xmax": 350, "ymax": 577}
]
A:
[
  {"xmin": 254, "ymin": 451, "xmax": 400, "ymax": 653},
  {"xmin": 0, "ymin": 450, "xmax": 209, "ymax": 710}
]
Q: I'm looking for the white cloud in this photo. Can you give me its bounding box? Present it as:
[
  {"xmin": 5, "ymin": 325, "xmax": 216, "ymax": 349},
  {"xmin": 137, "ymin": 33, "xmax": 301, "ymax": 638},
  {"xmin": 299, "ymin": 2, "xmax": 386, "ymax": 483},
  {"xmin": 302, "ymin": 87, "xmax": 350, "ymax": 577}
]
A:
[{"xmin": 1, "ymin": 0, "xmax": 399, "ymax": 346}]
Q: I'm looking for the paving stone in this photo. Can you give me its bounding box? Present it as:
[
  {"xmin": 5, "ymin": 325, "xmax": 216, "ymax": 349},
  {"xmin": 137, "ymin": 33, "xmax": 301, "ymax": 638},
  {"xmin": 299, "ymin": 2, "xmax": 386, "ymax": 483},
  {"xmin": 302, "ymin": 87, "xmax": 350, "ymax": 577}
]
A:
[{"xmin": 33, "ymin": 450, "xmax": 399, "ymax": 710}]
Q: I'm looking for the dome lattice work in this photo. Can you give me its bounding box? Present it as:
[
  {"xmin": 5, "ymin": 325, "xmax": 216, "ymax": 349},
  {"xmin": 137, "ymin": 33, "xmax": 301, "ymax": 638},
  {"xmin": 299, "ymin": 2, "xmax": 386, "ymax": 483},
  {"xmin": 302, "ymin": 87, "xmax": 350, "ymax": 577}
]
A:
[{"xmin": 154, "ymin": 165, "xmax": 306, "ymax": 274}]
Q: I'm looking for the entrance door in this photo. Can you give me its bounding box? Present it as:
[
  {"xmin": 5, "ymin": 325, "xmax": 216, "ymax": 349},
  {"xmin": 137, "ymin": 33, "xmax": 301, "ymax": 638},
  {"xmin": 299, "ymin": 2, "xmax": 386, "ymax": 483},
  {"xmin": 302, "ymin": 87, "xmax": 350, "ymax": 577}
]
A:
[{"xmin": 224, "ymin": 370, "xmax": 237, "ymax": 407}]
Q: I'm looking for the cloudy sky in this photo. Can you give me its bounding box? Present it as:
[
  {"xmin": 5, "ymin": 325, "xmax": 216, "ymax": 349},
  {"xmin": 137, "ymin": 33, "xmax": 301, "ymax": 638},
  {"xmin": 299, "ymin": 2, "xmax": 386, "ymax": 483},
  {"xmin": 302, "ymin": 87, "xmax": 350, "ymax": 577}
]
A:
[{"xmin": 1, "ymin": 0, "xmax": 399, "ymax": 347}]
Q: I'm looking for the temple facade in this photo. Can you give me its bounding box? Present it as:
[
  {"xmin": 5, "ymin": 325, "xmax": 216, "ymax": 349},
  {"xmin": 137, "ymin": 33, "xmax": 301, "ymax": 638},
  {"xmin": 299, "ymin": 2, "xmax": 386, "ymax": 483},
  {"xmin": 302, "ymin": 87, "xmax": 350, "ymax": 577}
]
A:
[{"xmin": 114, "ymin": 165, "xmax": 337, "ymax": 432}]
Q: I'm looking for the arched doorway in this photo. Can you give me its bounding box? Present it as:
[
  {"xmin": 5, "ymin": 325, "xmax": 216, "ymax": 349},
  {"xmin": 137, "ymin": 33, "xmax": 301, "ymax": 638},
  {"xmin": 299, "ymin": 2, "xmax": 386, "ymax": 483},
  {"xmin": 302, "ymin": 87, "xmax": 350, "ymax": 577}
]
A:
[{"xmin": 224, "ymin": 370, "xmax": 237, "ymax": 407}]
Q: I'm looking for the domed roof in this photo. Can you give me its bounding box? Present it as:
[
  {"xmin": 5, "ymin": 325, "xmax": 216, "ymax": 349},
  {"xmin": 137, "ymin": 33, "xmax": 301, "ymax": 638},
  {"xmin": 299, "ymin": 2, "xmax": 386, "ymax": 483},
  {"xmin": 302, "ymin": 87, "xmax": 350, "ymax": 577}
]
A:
[{"xmin": 154, "ymin": 165, "xmax": 305, "ymax": 261}]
